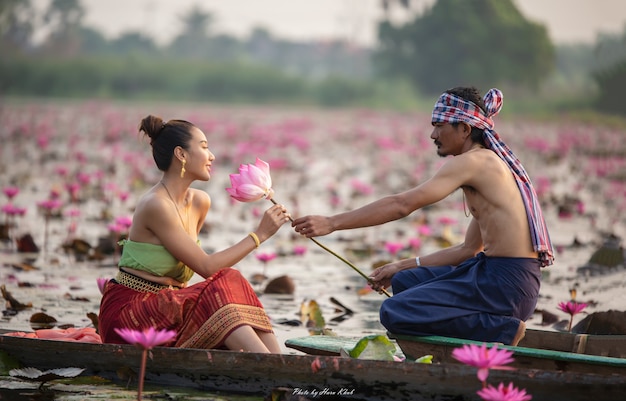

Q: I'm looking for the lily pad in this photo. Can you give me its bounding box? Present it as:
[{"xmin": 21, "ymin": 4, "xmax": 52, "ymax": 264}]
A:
[
  {"xmin": 9, "ymin": 367, "xmax": 85, "ymax": 382},
  {"xmin": 343, "ymin": 334, "xmax": 396, "ymax": 361}
]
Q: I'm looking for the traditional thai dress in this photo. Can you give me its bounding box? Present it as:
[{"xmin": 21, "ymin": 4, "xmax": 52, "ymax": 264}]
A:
[{"xmin": 98, "ymin": 240, "xmax": 273, "ymax": 349}]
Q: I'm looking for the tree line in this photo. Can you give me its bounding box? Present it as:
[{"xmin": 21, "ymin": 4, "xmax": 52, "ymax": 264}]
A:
[{"xmin": 1, "ymin": 0, "xmax": 625, "ymax": 114}]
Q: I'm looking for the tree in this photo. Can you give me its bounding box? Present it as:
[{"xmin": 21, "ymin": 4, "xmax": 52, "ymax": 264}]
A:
[
  {"xmin": 593, "ymin": 26, "xmax": 626, "ymax": 116},
  {"xmin": 168, "ymin": 5, "xmax": 214, "ymax": 58},
  {"xmin": 594, "ymin": 60, "xmax": 626, "ymax": 115},
  {"xmin": 374, "ymin": 0, "xmax": 554, "ymax": 94},
  {"xmin": 0, "ymin": 0, "xmax": 35, "ymax": 54},
  {"xmin": 108, "ymin": 31, "xmax": 159, "ymax": 56},
  {"xmin": 40, "ymin": 0, "xmax": 85, "ymax": 56}
]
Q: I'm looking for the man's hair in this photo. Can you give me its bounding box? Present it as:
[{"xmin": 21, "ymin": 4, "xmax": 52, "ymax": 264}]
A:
[{"xmin": 445, "ymin": 86, "xmax": 487, "ymax": 147}]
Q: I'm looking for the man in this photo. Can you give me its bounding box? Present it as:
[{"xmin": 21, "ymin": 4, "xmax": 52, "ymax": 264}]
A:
[{"xmin": 292, "ymin": 86, "xmax": 554, "ymax": 345}]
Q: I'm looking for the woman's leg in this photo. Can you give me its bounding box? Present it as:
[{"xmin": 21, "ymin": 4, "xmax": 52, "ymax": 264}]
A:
[
  {"xmin": 257, "ymin": 330, "xmax": 282, "ymax": 353},
  {"xmin": 224, "ymin": 325, "xmax": 271, "ymax": 353}
]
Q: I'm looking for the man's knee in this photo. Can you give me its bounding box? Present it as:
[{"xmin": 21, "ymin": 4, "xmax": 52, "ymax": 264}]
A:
[{"xmin": 390, "ymin": 272, "xmax": 409, "ymax": 293}]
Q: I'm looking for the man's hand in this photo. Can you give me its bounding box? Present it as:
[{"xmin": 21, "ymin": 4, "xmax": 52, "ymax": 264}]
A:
[
  {"xmin": 292, "ymin": 215, "xmax": 333, "ymax": 237},
  {"xmin": 369, "ymin": 262, "xmax": 402, "ymax": 293}
]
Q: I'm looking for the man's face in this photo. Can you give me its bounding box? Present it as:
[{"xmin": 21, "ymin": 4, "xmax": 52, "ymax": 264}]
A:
[{"xmin": 430, "ymin": 122, "xmax": 466, "ymax": 157}]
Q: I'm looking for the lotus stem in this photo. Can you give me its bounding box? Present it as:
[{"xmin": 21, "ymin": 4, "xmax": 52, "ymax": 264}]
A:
[
  {"xmin": 271, "ymin": 198, "xmax": 390, "ymax": 297},
  {"xmin": 137, "ymin": 348, "xmax": 147, "ymax": 400}
]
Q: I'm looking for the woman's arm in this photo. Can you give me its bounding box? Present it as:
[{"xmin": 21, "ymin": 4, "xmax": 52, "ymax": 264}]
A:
[{"xmin": 143, "ymin": 196, "xmax": 289, "ymax": 279}]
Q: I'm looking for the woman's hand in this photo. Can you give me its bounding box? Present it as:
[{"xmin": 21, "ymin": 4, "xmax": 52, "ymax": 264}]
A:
[
  {"xmin": 292, "ymin": 215, "xmax": 333, "ymax": 237},
  {"xmin": 255, "ymin": 203, "xmax": 290, "ymax": 242}
]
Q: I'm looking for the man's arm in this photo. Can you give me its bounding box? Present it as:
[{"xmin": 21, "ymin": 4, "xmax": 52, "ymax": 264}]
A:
[
  {"xmin": 418, "ymin": 217, "xmax": 484, "ymax": 267},
  {"xmin": 369, "ymin": 218, "xmax": 483, "ymax": 291},
  {"xmin": 294, "ymin": 155, "xmax": 477, "ymax": 236}
]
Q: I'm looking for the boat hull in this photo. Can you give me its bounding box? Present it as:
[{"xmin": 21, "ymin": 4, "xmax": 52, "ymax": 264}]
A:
[{"xmin": 2, "ymin": 334, "xmax": 625, "ymax": 401}]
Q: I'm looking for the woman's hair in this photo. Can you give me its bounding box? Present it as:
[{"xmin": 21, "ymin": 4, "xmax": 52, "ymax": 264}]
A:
[
  {"xmin": 445, "ymin": 86, "xmax": 487, "ymax": 147},
  {"xmin": 139, "ymin": 115, "xmax": 195, "ymax": 171}
]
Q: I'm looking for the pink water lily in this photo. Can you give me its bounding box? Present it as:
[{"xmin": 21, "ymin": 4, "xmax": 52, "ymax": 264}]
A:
[
  {"xmin": 557, "ymin": 300, "xmax": 587, "ymax": 315},
  {"xmin": 113, "ymin": 327, "xmax": 177, "ymax": 400},
  {"xmin": 384, "ymin": 241, "xmax": 404, "ymax": 257},
  {"xmin": 226, "ymin": 158, "xmax": 274, "ymax": 202},
  {"xmin": 114, "ymin": 326, "xmax": 176, "ymax": 349},
  {"xmin": 293, "ymin": 245, "xmax": 308, "ymax": 256},
  {"xmin": 476, "ymin": 382, "xmax": 532, "ymax": 401},
  {"xmin": 96, "ymin": 278, "xmax": 109, "ymax": 295},
  {"xmin": 2, "ymin": 186, "xmax": 19, "ymax": 200},
  {"xmin": 558, "ymin": 300, "xmax": 588, "ymax": 331},
  {"xmin": 452, "ymin": 343, "xmax": 515, "ymax": 384},
  {"xmin": 256, "ymin": 252, "xmax": 277, "ymax": 264}
]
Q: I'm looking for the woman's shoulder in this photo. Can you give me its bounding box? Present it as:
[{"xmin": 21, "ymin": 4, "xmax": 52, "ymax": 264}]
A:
[
  {"xmin": 190, "ymin": 188, "xmax": 211, "ymax": 207},
  {"xmin": 135, "ymin": 190, "xmax": 172, "ymax": 216}
]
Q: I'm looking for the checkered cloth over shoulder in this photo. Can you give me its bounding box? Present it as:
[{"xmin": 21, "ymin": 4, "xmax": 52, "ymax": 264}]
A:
[{"xmin": 432, "ymin": 88, "xmax": 554, "ymax": 267}]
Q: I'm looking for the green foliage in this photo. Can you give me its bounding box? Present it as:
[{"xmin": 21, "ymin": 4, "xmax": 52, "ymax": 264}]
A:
[
  {"xmin": 374, "ymin": 0, "xmax": 554, "ymax": 94},
  {"xmin": 0, "ymin": 351, "xmax": 21, "ymax": 374},
  {"xmin": 0, "ymin": 55, "xmax": 418, "ymax": 108},
  {"xmin": 346, "ymin": 335, "xmax": 397, "ymax": 361},
  {"xmin": 594, "ymin": 59, "xmax": 626, "ymax": 115},
  {"xmin": 314, "ymin": 76, "xmax": 377, "ymax": 106}
]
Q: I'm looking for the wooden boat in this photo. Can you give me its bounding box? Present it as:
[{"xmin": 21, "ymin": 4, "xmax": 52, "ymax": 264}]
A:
[
  {"xmin": 286, "ymin": 328, "xmax": 626, "ymax": 377},
  {"xmin": 1, "ymin": 332, "xmax": 625, "ymax": 401}
]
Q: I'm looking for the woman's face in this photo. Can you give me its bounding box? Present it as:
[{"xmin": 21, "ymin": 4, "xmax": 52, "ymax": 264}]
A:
[{"xmin": 183, "ymin": 127, "xmax": 215, "ymax": 181}]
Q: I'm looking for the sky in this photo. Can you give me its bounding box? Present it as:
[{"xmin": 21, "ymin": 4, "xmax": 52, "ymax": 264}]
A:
[{"xmin": 32, "ymin": 0, "xmax": 626, "ymax": 47}]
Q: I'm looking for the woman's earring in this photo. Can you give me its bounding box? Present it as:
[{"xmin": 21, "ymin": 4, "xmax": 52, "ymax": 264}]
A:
[{"xmin": 180, "ymin": 159, "xmax": 186, "ymax": 178}]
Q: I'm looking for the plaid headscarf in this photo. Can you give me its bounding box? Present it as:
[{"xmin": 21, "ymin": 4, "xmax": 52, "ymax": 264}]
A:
[{"xmin": 432, "ymin": 88, "xmax": 554, "ymax": 267}]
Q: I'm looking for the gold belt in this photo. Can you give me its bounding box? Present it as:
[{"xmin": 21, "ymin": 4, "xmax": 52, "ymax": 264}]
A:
[{"xmin": 115, "ymin": 270, "xmax": 177, "ymax": 294}]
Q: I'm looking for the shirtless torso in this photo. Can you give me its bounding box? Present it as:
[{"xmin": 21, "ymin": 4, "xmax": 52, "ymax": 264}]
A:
[{"xmin": 459, "ymin": 148, "xmax": 537, "ymax": 260}]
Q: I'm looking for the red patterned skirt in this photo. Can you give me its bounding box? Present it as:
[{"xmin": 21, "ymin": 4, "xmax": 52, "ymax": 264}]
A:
[{"xmin": 98, "ymin": 267, "xmax": 273, "ymax": 349}]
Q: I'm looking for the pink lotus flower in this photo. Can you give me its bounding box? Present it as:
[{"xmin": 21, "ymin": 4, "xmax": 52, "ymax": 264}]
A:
[
  {"xmin": 2, "ymin": 186, "xmax": 19, "ymax": 200},
  {"xmin": 1, "ymin": 204, "xmax": 27, "ymax": 216},
  {"xmin": 37, "ymin": 199, "xmax": 63, "ymax": 212},
  {"xmin": 477, "ymin": 382, "xmax": 532, "ymax": 401},
  {"xmin": 293, "ymin": 245, "xmax": 308, "ymax": 256},
  {"xmin": 256, "ymin": 252, "xmax": 277, "ymax": 277},
  {"xmin": 408, "ymin": 237, "xmax": 422, "ymax": 250},
  {"xmin": 115, "ymin": 215, "xmax": 133, "ymax": 230},
  {"xmin": 97, "ymin": 278, "xmax": 109, "ymax": 295},
  {"xmin": 114, "ymin": 327, "xmax": 176, "ymax": 349},
  {"xmin": 437, "ymin": 216, "xmax": 458, "ymax": 226},
  {"xmin": 557, "ymin": 300, "xmax": 587, "ymax": 315},
  {"xmin": 417, "ymin": 224, "xmax": 432, "ymax": 236},
  {"xmin": 350, "ymin": 178, "xmax": 374, "ymax": 196},
  {"xmin": 113, "ymin": 327, "xmax": 176, "ymax": 400},
  {"xmin": 452, "ymin": 343, "xmax": 515, "ymax": 383},
  {"xmin": 256, "ymin": 252, "xmax": 277, "ymax": 263},
  {"xmin": 226, "ymin": 158, "xmax": 274, "ymax": 202},
  {"xmin": 384, "ymin": 241, "xmax": 404, "ymax": 257},
  {"xmin": 558, "ymin": 300, "xmax": 588, "ymax": 331}
]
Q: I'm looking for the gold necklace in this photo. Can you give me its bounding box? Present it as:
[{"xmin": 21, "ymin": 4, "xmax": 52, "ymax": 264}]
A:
[{"xmin": 160, "ymin": 181, "xmax": 190, "ymax": 233}]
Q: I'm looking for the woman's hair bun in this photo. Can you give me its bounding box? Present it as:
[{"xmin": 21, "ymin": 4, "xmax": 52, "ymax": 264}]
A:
[{"xmin": 139, "ymin": 115, "xmax": 165, "ymax": 143}]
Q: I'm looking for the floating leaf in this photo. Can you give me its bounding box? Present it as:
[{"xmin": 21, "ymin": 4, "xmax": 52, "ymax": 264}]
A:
[
  {"xmin": 30, "ymin": 312, "xmax": 57, "ymax": 329},
  {"xmin": 1, "ymin": 284, "xmax": 33, "ymax": 311},
  {"xmin": 415, "ymin": 355, "xmax": 434, "ymax": 364},
  {"xmin": 345, "ymin": 335, "xmax": 396, "ymax": 361},
  {"xmin": 300, "ymin": 299, "xmax": 325, "ymax": 332},
  {"xmin": 10, "ymin": 367, "xmax": 85, "ymax": 382},
  {"xmin": 9, "ymin": 262, "xmax": 38, "ymax": 271}
]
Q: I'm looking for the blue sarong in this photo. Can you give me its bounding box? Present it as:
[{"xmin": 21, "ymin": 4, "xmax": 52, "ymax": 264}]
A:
[{"xmin": 380, "ymin": 252, "xmax": 541, "ymax": 345}]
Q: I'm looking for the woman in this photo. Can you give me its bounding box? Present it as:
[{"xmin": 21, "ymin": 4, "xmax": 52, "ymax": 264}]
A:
[{"xmin": 99, "ymin": 115, "xmax": 290, "ymax": 353}]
